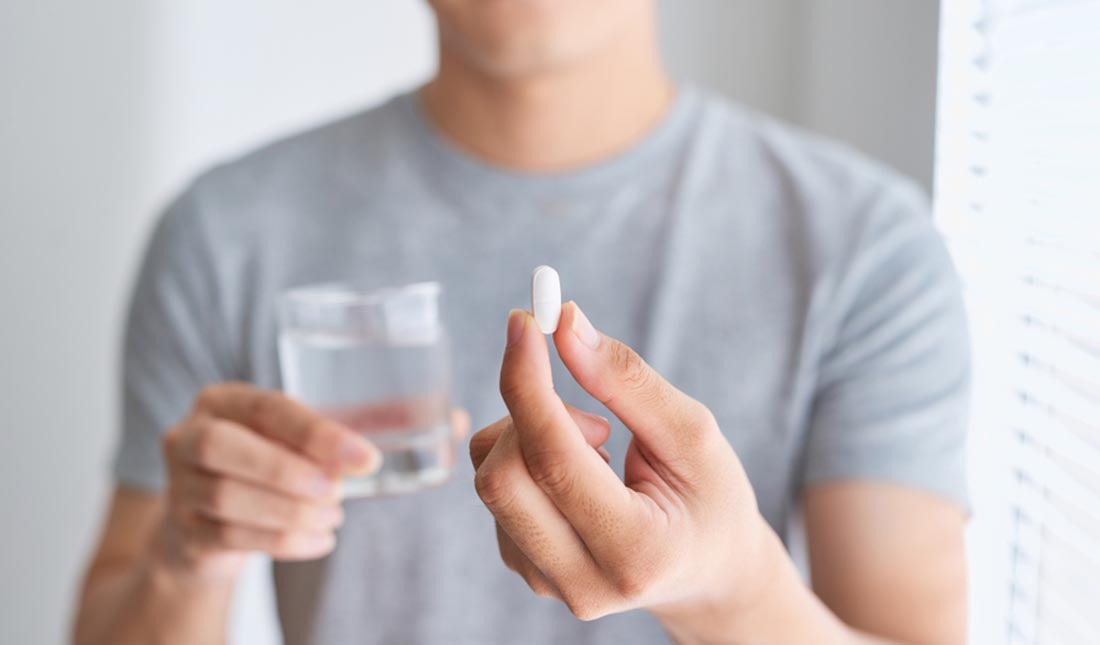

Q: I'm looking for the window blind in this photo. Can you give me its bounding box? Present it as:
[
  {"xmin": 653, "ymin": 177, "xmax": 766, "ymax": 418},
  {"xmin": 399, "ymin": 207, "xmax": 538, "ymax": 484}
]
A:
[{"xmin": 934, "ymin": 1, "xmax": 1100, "ymax": 643}]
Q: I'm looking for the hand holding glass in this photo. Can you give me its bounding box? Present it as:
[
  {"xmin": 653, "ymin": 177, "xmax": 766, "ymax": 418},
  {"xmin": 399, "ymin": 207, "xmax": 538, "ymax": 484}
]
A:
[{"xmin": 278, "ymin": 282, "xmax": 454, "ymax": 497}]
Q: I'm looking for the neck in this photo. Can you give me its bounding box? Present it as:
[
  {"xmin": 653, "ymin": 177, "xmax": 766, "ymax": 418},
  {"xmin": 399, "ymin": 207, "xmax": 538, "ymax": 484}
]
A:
[{"xmin": 421, "ymin": 18, "xmax": 673, "ymax": 173}]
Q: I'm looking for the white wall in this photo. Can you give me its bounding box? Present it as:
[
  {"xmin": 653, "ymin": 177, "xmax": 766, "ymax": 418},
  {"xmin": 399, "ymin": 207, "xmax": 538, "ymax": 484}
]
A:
[
  {"xmin": 1, "ymin": 3, "xmax": 435, "ymax": 644},
  {"xmin": 661, "ymin": 0, "xmax": 941, "ymax": 189},
  {"xmin": 795, "ymin": 1, "xmax": 941, "ymax": 190},
  {"xmin": 1, "ymin": 3, "xmax": 153, "ymax": 645},
  {"xmin": 0, "ymin": 2, "xmax": 939, "ymax": 643}
]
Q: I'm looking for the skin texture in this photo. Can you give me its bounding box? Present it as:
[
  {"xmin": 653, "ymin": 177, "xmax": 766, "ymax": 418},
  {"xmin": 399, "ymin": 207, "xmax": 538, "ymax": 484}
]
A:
[
  {"xmin": 73, "ymin": 384, "xmax": 468, "ymax": 645},
  {"xmin": 75, "ymin": 1, "xmax": 966, "ymax": 643},
  {"xmin": 472, "ymin": 306, "xmax": 770, "ymax": 621},
  {"xmin": 427, "ymin": 0, "xmax": 644, "ymax": 78},
  {"xmin": 469, "ymin": 304, "xmax": 966, "ymax": 644},
  {"xmin": 421, "ymin": 1, "xmax": 673, "ymax": 172},
  {"xmin": 805, "ymin": 483, "xmax": 967, "ymax": 643}
]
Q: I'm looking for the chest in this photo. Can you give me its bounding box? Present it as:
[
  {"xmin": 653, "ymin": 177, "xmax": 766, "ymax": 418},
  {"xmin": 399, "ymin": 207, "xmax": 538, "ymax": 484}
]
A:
[{"xmin": 243, "ymin": 189, "xmax": 815, "ymax": 525}]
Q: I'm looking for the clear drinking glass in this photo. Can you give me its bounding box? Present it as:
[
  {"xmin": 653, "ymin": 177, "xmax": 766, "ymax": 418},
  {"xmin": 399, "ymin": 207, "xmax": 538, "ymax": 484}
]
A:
[{"xmin": 278, "ymin": 282, "xmax": 453, "ymax": 497}]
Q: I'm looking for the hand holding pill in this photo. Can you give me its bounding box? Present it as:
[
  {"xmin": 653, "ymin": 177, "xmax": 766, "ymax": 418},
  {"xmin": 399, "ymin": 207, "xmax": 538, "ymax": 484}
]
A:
[{"xmin": 470, "ymin": 287, "xmax": 778, "ymax": 635}]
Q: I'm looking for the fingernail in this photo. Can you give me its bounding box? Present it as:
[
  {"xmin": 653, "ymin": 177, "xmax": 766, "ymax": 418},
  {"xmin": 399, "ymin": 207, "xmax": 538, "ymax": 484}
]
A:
[
  {"xmin": 576, "ymin": 409, "xmax": 610, "ymax": 428},
  {"xmin": 571, "ymin": 303, "xmax": 600, "ymax": 350},
  {"xmin": 301, "ymin": 532, "xmax": 336, "ymax": 552},
  {"xmin": 343, "ymin": 441, "xmax": 383, "ymax": 477},
  {"xmin": 506, "ymin": 309, "xmax": 526, "ymax": 348},
  {"xmin": 319, "ymin": 505, "xmax": 345, "ymax": 528},
  {"xmin": 312, "ymin": 474, "xmax": 340, "ymax": 498},
  {"xmin": 340, "ymin": 437, "xmax": 371, "ymax": 467}
]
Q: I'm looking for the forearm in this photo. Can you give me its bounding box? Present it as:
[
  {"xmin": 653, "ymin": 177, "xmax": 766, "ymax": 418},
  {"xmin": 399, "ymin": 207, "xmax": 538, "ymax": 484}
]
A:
[
  {"xmin": 74, "ymin": 532, "xmax": 235, "ymax": 645},
  {"xmin": 655, "ymin": 526, "xmax": 892, "ymax": 645}
]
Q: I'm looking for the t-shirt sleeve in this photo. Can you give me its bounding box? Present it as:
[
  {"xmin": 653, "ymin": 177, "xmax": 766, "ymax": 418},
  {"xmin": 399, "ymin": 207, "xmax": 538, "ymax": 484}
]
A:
[
  {"xmin": 113, "ymin": 183, "xmax": 236, "ymax": 491},
  {"xmin": 803, "ymin": 184, "xmax": 971, "ymax": 509}
]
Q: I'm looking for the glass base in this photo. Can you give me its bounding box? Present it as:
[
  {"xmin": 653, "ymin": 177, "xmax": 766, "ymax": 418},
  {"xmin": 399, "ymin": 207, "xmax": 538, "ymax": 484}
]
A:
[
  {"xmin": 342, "ymin": 464, "xmax": 452, "ymax": 498},
  {"xmin": 342, "ymin": 423, "xmax": 454, "ymax": 498}
]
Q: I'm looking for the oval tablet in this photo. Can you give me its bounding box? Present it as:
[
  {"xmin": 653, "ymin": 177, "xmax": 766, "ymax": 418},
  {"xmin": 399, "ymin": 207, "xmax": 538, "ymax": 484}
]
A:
[{"xmin": 530, "ymin": 265, "xmax": 562, "ymax": 334}]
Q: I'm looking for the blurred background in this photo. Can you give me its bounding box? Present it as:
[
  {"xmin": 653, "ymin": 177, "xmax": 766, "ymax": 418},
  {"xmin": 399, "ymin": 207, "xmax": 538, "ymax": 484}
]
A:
[{"xmin": 5, "ymin": 1, "xmax": 1092, "ymax": 644}]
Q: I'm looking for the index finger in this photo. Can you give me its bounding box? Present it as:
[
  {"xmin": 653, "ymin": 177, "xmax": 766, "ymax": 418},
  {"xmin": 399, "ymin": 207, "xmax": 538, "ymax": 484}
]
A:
[
  {"xmin": 499, "ymin": 311, "xmax": 643, "ymax": 548},
  {"xmin": 194, "ymin": 383, "xmax": 378, "ymax": 476},
  {"xmin": 553, "ymin": 301, "xmax": 717, "ymax": 463},
  {"xmin": 470, "ymin": 407, "xmax": 612, "ymax": 472}
]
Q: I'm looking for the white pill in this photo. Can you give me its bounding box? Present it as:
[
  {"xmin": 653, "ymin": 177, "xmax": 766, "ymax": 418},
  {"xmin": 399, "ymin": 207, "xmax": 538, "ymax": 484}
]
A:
[{"xmin": 530, "ymin": 265, "xmax": 562, "ymax": 334}]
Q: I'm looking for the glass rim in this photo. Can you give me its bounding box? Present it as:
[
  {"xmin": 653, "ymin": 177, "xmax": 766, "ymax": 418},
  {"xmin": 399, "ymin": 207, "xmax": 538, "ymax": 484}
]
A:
[{"xmin": 280, "ymin": 280, "xmax": 442, "ymax": 309}]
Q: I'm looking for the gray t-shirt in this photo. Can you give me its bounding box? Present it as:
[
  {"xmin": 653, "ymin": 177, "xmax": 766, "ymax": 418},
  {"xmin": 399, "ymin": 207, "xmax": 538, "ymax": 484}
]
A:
[{"xmin": 115, "ymin": 86, "xmax": 969, "ymax": 644}]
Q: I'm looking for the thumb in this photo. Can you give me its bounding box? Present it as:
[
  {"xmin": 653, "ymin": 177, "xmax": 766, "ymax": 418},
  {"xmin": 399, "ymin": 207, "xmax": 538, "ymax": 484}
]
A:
[{"xmin": 553, "ymin": 301, "xmax": 719, "ymax": 463}]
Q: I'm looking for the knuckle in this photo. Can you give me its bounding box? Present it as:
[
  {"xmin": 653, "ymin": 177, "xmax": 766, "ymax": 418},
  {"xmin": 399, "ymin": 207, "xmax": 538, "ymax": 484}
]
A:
[
  {"xmin": 469, "ymin": 420, "xmax": 510, "ymax": 466},
  {"xmin": 610, "ymin": 568, "xmax": 651, "ymax": 601},
  {"xmin": 213, "ymin": 522, "xmax": 236, "ymax": 545},
  {"xmin": 564, "ymin": 597, "xmax": 605, "ymax": 622},
  {"xmin": 498, "ymin": 548, "xmax": 520, "ymax": 574},
  {"xmin": 302, "ymin": 416, "xmax": 331, "ymax": 448},
  {"xmin": 271, "ymin": 531, "xmax": 295, "ymax": 554},
  {"xmin": 468, "ymin": 430, "xmax": 495, "ymax": 463},
  {"xmin": 680, "ymin": 401, "xmax": 719, "ymax": 454},
  {"xmin": 193, "ymin": 384, "xmax": 222, "ymax": 412},
  {"xmin": 611, "ymin": 343, "xmax": 653, "ymax": 394},
  {"xmin": 177, "ymin": 536, "xmax": 206, "ymax": 564},
  {"xmin": 162, "ymin": 424, "xmax": 183, "ymax": 457},
  {"xmin": 525, "ymin": 575, "xmax": 558, "ymax": 600},
  {"xmin": 192, "ymin": 424, "xmax": 219, "ymax": 465},
  {"xmin": 468, "ymin": 436, "xmax": 485, "ymax": 464},
  {"xmin": 251, "ymin": 390, "xmax": 284, "ymax": 423},
  {"xmin": 286, "ymin": 502, "xmax": 313, "ymax": 528},
  {"xmin": 532, "ymin": 585, "xmax": 557, "ymax": 600},
  {"xmin": 524, "ymin": 449, "xmax": 575, "ymax": 498},
  {"xmin": 606, "ymin": 546, "xmax": 664, "ymax": 601},
  {"xmin": 474, "ymin": 467, "xmax": 516, "ymax": 510},
  {"xmin": 168, "ymin": 503, "xmax": 194, "ymax": 529},
  {"xmin": 497, "ymin": 372, "xmax": 526, "ymax": 405},
  {"xmin": 692, "ymin": 401, "xmax": 718, "ymax": 430},
  {"xmin": 498, "ymin": 374, "xmax": 542, "ymax": 412},
  {"xmin": 267, "ymin": 458, "xmax": 297, "ymax": 490},
  {"xmin": 206, "ymin": 479, "xmax": 233, "ymax": 512}
]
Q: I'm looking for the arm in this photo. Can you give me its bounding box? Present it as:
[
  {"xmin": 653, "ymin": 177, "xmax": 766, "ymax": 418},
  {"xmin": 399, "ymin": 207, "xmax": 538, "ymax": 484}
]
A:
[
  {"xmin": 79, "ymin": 184, "xmax": 384, "ymax": 643},
  {"xmin": 73, "ymin": 487, "xmax": 234, "ymax": 645},
  {"xmin": 805, "ymin": 482, "xmax": 966, "ymax": 643},
  {"xmin": 470, "ymin": 303, "xmax": 966, "ymax": 644},
  {"xmin": 73, "ymin": 384, "xmax": 380, "ymax": 645},
  {"xmin": 658, "ymin": 484, "xmax": 966, "ymax": 645}
]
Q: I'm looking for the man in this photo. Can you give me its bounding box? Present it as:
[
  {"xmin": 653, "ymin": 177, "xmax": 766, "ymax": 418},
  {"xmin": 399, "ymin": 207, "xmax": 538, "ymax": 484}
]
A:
[{"xmin": 75, "ymin": 1, "xmax": 969, "ymax": 643}]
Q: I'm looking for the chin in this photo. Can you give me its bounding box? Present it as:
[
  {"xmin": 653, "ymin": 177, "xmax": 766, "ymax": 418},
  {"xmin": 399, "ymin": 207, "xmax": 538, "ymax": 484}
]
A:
[
  {"xmin": 430, "ymin": 0, "xmax": 642, "ymax": 77},
  {"xmin": 457, "ymin": 32, "xmax": 585, "ymax": 78}
]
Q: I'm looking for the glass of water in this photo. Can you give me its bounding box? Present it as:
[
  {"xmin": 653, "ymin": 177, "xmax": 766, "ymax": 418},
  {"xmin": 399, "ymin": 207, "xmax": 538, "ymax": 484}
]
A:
[{"xmin": 278, "ymin": 282, "xmax": 453, "ymax": 498}]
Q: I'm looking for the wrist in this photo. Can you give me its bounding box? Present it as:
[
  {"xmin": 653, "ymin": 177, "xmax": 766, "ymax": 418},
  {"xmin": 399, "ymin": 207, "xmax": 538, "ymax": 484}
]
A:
[
  {"xmin": 146, "ymin": 516, "xmax": 245, "ymax": 590},
  {"xmin": 649, "ymin": 514, "xmax": 779, "ymax": 644},
  {"xmin": 654, "ymin": 520, "xmax": 855, "ymax": 645}
]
